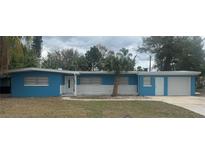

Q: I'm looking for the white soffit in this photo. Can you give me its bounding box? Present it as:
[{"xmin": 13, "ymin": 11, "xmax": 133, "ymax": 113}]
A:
[{"xmin": 138, "ymin": 71, "xmax": 201, "ymax": 76}]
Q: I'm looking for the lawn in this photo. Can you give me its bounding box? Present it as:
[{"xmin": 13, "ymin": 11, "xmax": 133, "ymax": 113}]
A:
[{"xmin": 0, "ymin": 97, "xmax": 204, "ymax": 118}]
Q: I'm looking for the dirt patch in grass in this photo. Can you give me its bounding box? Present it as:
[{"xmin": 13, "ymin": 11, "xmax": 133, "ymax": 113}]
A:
[{"xmin": 0, "ymin": 97, "xmax": 204, "ymax": 118}]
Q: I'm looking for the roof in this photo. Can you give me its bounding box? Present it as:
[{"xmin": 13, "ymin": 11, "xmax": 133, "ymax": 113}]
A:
[
  {"xmin": 8, "ymin": 68, "xmax": 137, "ymax": 75},
  {"xmin": 78, "ymin": 71, "xmax": 137, "ymax": 75},
  {"xmin": 8, "ymin": 68, "xmax": 201, "ymax": 76},
  {"xmin": 8, "ymin": 68, "xmax": 80, "ymax": 75},
  {"xmin": 138, "ymin": 71, "xmax": 201, "ymax": 76}
]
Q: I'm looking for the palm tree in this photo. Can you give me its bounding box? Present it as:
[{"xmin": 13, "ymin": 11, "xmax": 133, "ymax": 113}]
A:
[{"xmin": 104, "ymin": 48, "xmax": 136, "ymax": 96}]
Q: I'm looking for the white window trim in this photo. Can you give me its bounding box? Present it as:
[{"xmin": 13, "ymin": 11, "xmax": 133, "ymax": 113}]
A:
[
  {"xmin": 143, "ymin": 84, "xmax": 152, "ymax": 87},
  {"xmin": 24, "ymin": 84, "xmax": 49, "ymax": 87}
]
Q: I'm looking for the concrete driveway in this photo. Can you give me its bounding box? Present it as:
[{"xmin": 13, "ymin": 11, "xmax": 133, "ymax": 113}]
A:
[{"xmin": 149, "ymin": 96, "xmax": 205, "ymax": 116}]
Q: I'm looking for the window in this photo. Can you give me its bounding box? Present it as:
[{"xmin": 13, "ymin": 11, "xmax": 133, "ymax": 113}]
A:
[
  {"xmin": 80, "ymin": 77, "xmax": 101, "ymax": 85},
  {"xmin": 119, "ymin": 77, "xmax": 128, "ymax": 85},
  {"xmin": 24, "ymin": 77, "xmax": 48, "ymax": 86},
  {"xmin": 68, "ymin": 79, "xmax": 70, "ymax": 88},
  {"xmin": 143, "ymin": 77, "xmax": 151, "ymax": 86}
]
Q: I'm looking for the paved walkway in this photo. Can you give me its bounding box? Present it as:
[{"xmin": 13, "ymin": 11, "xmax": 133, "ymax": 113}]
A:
[{"xmin": 62, "ymin": 96, "xmax": 205, "ymax": 116}]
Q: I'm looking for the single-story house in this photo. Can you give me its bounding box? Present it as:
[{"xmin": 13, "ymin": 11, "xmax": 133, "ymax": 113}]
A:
[{"xmin": 0, "ymin": 68, "xmax": 201, "ymax": 97}]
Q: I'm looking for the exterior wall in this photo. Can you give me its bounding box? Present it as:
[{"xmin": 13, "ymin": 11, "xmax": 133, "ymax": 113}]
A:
[
  {"xmin": 164, "ymin": 77, "xmax": 168, "ymax": 96},
  {"xmin": 11, "ymin": 71, "xmax": 63, "ymax": 97},
  {"xmin": 9, "ymin": 70, "xmax": 197, "ymax": 97},
  {"xmin": 77, "ymin": 74, "xmax": 138, "ymax": 96},
  {"xmin": 139, "ymin": 75, "xmax": 196, "ymax": 96},
  {"xmin": 138, "ymin": 76, "xmax": 155, "ymax": 96},
  {"xmin": 191, "ymin": 76, "xmax": 196, "ymax": 96}
]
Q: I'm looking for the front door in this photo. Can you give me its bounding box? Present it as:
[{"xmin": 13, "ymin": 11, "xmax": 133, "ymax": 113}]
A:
[
  {"xmin": 155, "ymin": 77, "xmax": 164, "ymax": 96},
  {"xmin": 64, "ymin": 76, "xmax": 74, "ymax": 94}
]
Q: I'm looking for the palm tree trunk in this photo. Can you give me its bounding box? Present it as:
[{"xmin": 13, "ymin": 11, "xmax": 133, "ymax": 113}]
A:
[{"xmin": 112, "ymin": 74, "xmax": 120, "ymax": 96}]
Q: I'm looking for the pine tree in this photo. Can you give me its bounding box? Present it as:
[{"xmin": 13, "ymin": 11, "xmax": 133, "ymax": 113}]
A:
[{"xmin": 32, "ymin": 36, "xmax": 43, "ymax": 58}]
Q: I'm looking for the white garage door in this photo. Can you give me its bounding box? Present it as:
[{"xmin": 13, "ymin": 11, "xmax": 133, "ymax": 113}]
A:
[{"xmin": 168, "ymin": 77, "xmax": 191, "ymax": 96}]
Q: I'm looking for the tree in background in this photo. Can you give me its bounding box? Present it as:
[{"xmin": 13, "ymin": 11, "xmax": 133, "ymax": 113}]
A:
[
  {"xmin": 61, "ymin": 49, "xmax": 82, "ymax": 70},
  {"xmin": 77, "ymin": 55, "xmax": 90, "ymax": 71},
  {"xmin": 9, "ymin": 36, "xmax": 39, "ymax": 69},
  {"xmin": 22, "ymin": 47, "xmax": 39, "ymax": 68},
  {"xmin": 23, "ymin": 36, "xmax": 40, "ymax": 68},
  {"xmin": 138, "ymin": 36, "xmax": 177, "ymax": 71},
  {"xmin": 0, "ymin": 37, "xmax": 9, "ymax": 75},
  {"xmin": 96, "ymin": 44, "xmax": 108, "ymax": 57},
  {"xmin": 95, "ymin": 44, "xmax": 109, "ymax": 70},
  {"xmin": 174, "ymin": 37, "xmax": 205, "ymax": 73},
  {"xmin": 32, "ymin": 36, "xmax": 43, "ymax": 58},
  {"xmin": 103, "ymin": 48, "xmax": 136, "ymax": 96},
  {"xmin": 42, "ymin": 49, "xmax": 89, "ymax": 71},
  {"xmin": 138, "ymin": 36, "xmax": 205, "ymax": 73},
  {"xmin": 136, "ymin": 66, "xmax": 148, "ymax": 71},
  {"xmin": 0, "ymin": 36, "xmax": 41, "ymax": 74},
  {"xmin": 85, "ymin": 46, "xmax": 103, "ymax": 71},
  {"xmin": 42, "ymin": 50, "xmax": 62, "ymax": 69},
  {"xmin": 0, "ymin": 36, "xmax": 25, "ymax": 75}
]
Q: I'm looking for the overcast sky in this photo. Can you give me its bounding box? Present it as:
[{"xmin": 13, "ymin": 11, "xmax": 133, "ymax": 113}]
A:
[{"xmin": 42, "ymin": 36, "xmax": 153, "ymax": 68}]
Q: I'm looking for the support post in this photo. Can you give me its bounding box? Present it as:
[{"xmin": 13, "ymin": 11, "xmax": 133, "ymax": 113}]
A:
[{"xmin": 74, "ymin": 74, "xmax": 77, "ymax": 96}]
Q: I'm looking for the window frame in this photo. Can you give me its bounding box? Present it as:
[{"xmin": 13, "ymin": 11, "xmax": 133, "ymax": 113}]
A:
[
  {"xmin": 143, "ymin": 77, "xmax": 152, "ymax": 87},
  {"xmin": 80, "ymin": 77, "xmax": 101, "ymax": 85},
  {"xmin": 24, "ymin": 77, "xmax": 49, "ymax": 87}
]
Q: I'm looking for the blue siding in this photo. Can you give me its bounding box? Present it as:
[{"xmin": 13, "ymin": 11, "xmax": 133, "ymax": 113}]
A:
[
  {"xmin": 164, "ymin": 77, "xmax": 168, "ymax": 96},
  {"xmin": 101, "ymin": 75, "xmax": 115, "ymax": 85},
  {"xmin": 138, "ymin": 76, "xmax": 155, "ymax": 96},
  {"xmin": 139, "ymin": 75, "xmax": 196, "ymax": 96},
  {"xmin": 128, "ymin": 75, "xmax": 138, "ymax": 85},
  {"xmin": 61, "ymin": 75, "xmax": 65, "ymax": 85},
  {"xmin": 11, "ymin": 71, "xmax": 63, "ymax": 97},
  {"xmin": 191, "ymin": 76, "xmax": 196, "ymax": 96}
]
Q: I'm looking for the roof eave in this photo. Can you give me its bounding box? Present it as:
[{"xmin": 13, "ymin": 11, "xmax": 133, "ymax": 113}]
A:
[
  {"xmin": 137, "ymin": 71, "xmax": 201, "ymax": 76},
  {"xmin": 8, "ymin": 68, "xmax": 80, "ymax": 75}
]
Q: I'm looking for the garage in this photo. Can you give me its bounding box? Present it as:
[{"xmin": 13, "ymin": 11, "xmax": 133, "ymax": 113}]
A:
[{"xmin": 168, "ymin": 77, "xmax": 191, "ymax": 96}]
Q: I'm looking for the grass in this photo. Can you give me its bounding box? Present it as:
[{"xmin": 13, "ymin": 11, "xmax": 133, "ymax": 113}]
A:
[{"xmin": 0, "ymin": 97, "xmax": 204, "ymax": 118}]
